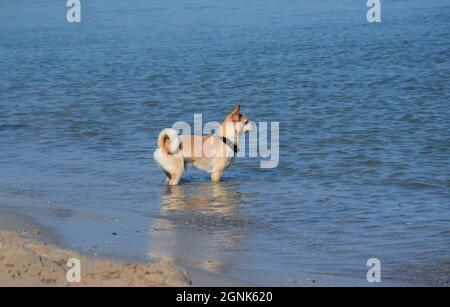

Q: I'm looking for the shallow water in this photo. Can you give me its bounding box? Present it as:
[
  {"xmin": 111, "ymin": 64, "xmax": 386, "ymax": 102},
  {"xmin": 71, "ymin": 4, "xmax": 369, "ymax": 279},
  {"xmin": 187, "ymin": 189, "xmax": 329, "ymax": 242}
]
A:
[{"xmin": 1, "ymin": 0, "xmax": 449, "ymax": 286}]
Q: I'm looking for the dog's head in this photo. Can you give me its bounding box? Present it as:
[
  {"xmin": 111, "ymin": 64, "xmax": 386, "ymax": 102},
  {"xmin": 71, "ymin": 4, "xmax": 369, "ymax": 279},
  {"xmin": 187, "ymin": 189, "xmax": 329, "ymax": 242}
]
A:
[{"xmin": 224, "ymin": 104, "xmax": 254, "ymax": 135}]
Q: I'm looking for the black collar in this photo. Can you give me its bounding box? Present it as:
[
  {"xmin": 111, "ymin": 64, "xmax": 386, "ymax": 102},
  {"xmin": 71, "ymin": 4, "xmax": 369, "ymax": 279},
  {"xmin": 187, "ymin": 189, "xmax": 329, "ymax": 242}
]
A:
[{"xmin": 221, "ymin": 137, "xmax": 238, "ymax": 155}]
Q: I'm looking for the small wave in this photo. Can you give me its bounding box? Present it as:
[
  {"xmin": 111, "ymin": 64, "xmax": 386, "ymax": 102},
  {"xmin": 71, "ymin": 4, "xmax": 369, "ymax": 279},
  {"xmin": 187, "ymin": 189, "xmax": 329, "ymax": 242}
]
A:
[
  {"xmin": 0, "ymin": 124, "xmax": 29, "ymax": 131},
  {"xmin": 393, "ymin": 180, "xmax": 440, "ymax": 190}
]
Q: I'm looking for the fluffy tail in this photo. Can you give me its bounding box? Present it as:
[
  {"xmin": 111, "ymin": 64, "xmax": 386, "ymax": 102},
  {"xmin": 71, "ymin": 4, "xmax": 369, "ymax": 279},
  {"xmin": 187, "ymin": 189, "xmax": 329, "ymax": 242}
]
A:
[{"xmin": 157, "ymin": 128, "xmax": 180, "ymax": 154}]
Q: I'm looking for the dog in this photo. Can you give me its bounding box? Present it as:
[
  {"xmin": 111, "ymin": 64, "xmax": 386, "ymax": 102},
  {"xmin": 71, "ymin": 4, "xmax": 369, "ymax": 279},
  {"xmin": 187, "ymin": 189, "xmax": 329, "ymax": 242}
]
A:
[{"xmin": 153, "ymin": 105, "xmax": 253, "ymax": 185}]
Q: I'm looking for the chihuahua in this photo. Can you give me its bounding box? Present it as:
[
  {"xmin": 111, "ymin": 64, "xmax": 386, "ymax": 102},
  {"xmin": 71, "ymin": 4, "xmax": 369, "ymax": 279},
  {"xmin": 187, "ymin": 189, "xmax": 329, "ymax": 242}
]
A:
[{"xmin": 154, "ymin": 105, "xmax": 253, "ymax": 185}]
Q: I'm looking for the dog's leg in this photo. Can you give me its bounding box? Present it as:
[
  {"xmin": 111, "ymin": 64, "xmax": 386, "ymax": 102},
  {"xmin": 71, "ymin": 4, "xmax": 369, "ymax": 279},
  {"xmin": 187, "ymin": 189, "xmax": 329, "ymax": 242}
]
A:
[
  {"xmin": 169, "ymin": 175, "xmax": 182, "ymax": 185},
  {"xmin": 211, "ymin": 171, "xmax": 222, "ymax": 183},
  {"xmin": 164, "ymin": 171, "xmax": 171, "ymax": 184},
  {"xmin": 169, "ymin": 170, "xmax": 183, "ymax": 185}
]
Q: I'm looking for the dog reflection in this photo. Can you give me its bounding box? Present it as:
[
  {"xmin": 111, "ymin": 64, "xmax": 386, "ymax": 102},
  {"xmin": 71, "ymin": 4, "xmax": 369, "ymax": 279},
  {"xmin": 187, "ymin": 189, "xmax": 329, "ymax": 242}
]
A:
[
  {"xmin": 148, "ymin": 182, "xmax": 247, "ymax": 274},
  {"xmin": 160, "ymin": 183, "xmax": 240, "ymax": 216}
]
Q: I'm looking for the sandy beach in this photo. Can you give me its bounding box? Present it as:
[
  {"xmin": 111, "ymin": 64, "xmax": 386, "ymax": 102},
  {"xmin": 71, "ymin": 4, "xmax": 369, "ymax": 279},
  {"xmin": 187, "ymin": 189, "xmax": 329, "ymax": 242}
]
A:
[{"xmin": 0, "ymin": 211, "xmax": 191, "ymax": 287}]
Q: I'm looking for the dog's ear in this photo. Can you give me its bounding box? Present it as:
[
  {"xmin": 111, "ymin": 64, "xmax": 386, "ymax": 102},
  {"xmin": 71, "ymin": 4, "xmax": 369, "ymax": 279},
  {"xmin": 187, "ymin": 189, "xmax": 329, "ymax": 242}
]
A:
[{"xmin": 230, "ymin": 104, "xmax": 240, "ymax": 122}]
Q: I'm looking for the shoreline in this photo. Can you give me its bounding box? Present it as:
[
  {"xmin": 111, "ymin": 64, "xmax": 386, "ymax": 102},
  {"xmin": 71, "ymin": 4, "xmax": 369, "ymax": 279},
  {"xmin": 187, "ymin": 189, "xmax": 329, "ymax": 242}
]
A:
[
  {"xmin": 0, "ymin": 210, "xmax": 191, "ymax": 287},
  {"xmin": 0, "ymin": 208, "xmax": 253, "ymax": 287}
]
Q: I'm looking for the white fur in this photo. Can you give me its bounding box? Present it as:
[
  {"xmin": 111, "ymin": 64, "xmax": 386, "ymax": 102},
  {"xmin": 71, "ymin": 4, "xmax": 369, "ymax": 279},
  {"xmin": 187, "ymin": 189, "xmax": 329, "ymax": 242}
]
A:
[
  {"xmin": 158, "ymin": 128, "xmax": 180, "ymax": 154},
  {"xmin": 154, "ymin": 149, "xmax": 173, "ymax": 172}
]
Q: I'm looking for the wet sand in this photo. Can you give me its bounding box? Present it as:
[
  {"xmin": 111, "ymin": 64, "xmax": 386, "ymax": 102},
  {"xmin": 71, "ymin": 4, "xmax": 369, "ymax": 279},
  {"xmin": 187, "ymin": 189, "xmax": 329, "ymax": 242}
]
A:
[{"xmin": 0, "ymin": 211, "xmax": 191, "ymax": 287}]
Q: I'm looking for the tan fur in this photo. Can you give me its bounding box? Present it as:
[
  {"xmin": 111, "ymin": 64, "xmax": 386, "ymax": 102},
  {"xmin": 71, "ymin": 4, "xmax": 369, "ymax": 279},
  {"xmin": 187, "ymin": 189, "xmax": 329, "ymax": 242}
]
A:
[{"xmin": 153, "ymin": 105, "xmax": 253, "ymax": 185}]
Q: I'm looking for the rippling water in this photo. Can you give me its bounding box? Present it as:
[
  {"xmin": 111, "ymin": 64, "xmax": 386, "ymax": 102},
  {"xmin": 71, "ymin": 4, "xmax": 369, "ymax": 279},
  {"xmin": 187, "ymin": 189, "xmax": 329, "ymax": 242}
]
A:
[{"xmin": 1, "ymin": 1, "xmax": 449, "ymax": 285}]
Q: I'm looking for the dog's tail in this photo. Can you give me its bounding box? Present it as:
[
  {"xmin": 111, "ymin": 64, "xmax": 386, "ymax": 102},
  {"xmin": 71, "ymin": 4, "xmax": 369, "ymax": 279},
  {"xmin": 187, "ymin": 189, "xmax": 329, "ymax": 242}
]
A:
[{"xmin": 157, "ymin": 128, "xmax": 180, "ymax": 155}]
